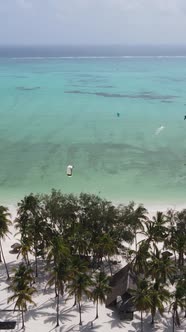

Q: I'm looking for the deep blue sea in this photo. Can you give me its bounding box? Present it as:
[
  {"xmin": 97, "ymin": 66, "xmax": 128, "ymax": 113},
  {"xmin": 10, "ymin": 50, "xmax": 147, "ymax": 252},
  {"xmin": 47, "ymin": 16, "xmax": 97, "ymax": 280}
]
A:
[{"xmin": 1, "ymin": 45, "xmax": 186, "ymax": 205}]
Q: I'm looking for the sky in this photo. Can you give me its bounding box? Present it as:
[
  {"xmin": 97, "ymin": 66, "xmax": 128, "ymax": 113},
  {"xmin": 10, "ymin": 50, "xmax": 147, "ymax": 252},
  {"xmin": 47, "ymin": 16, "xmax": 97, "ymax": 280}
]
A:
[{"xmin": 0, "ymin": 0, "xmax": 186, "ymax": 45}]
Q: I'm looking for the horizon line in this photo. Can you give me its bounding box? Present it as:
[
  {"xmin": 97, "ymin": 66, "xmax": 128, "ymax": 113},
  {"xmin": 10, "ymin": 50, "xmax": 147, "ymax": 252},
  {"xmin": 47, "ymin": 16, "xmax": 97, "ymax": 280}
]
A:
[{"xmin": 1, "ymin": 43, "xmax": 186, "ymax": 47}]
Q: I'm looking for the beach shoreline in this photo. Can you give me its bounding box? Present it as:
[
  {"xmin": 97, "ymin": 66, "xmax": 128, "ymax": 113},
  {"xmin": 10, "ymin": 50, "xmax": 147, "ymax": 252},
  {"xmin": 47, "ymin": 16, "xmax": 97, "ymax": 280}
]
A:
[{"xmin": 3, "ymin": 199, "xmax": 186, "ymax": 222}]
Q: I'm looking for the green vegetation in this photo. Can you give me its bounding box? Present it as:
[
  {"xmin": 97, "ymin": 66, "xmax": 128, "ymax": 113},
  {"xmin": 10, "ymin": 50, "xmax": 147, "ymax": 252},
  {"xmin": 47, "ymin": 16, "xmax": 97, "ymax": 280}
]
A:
[
  {"xmin": 0, "ymin": 205, "xmax": 11, "ymax": 279},
  {"xmin": 8, "ymin": 263, "xmax": 36, "ymax": 329},
  {"xmin": 0, "ymin": 189, "xmax": 186, "ymax": 330},
  {"xmin": 92, "ymin": 271, "xmax": 111, "ymax": 319},
  {"xmin": 130, "ymin": 279, "xmax": 151, "ymax": 332}
]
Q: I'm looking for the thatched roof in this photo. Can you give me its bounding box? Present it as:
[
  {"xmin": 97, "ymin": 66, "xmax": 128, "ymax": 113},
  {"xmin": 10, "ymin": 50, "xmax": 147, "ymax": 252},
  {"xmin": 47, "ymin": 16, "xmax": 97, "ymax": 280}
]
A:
[
  {"xmin": 162, "ymin": 251, "xmax": 173, "ymax": 258},
  {"xmin": 106, "ymin": 264, "xmax": 136, "ymax": 307},
  {"xmin": 118, "ymin": 298, "xmax": 135, "ymax": 313},
  {"xmin": 11, "ymin": 243, "xmax": 21, "ymax": 249}
]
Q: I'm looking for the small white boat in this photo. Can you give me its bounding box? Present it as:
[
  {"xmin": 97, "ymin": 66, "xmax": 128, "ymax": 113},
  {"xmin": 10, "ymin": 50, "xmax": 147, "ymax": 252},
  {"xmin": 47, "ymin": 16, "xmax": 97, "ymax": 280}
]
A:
[{"xmin": 67, "ymin": 165, "xmax": 73, "ymax": 177}]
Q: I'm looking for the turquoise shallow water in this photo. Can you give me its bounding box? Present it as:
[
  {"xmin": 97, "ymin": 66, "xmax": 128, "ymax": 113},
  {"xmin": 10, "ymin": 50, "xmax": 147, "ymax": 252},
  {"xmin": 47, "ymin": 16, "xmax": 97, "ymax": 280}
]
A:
[{"xmin": 1, "ymin": 57, "xmax": 186, "ymax": 205}]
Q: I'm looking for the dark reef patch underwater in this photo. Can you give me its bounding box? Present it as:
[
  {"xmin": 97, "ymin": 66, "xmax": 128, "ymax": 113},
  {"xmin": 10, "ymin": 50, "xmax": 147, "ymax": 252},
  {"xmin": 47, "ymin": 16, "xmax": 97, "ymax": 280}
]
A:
[
  {"xmin": 16, "ymin": 86, "xmax": 40, "ymax": 91},
  {"xmin": 64, "ymin": 90, "xmax": 178, "ymax": 101}
]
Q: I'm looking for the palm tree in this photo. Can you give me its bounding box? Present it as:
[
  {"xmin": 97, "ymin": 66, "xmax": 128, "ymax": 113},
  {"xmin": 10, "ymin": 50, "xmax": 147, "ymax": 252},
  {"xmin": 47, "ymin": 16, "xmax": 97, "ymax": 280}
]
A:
[
  {"xmin": 165, "ymin": 227, "xmax": 185, "ymax": 269},
  {"xmin": 68, "ymin": 255, "xmax": 89, "ymax": 306},
  {"xmin": 47, "ymin": 234, "xmax": 70, "ymax": 264},
  {"xmin": 0, "ymin": 205, "xmax": 11, "ymax": 279},
  {"xmin": 142, "ymin": 220, "xmax": 158, "ymax": 253},
  {"xmin": 47, "ymin": 235, "xmax": 70, "ymax": 297},
  {"xmin": 173, "ymin": 230, "xmax": 185, "ymax": 269},
  {"xmin": 152, "ymin": 211, "xmax": 168, "ymax": 239},
  {"xmin": 67, "ymin": 271, "xmax": 92, "ymax": 325},
  {"xmin": 47, "ymin": 257, "xmax": 70, "ymax": 327},
  {"xmin": 131, "ymin": 240, "xmax": 150, "ymax": 275},
  {"xmin": 15, "ymin": 194, "xmax": 38, "ymax": 239},
  {"xmin": 125, "ymin": 202, "xmax": 148, "ymax": 251},
  {"xmin": 130, "ymin": 279, "xmax": 152, "ymax": 332},
  {"xmin": 17, "ymin": 237, "xmax": 32, "ymax": 267},
  {"xmin": 68, "ymin": 223, "xmax": 91, "ymax": 257},
  {"xmin": 8, "ymin": 263, "xmax": 36, "ymax": 329},
  {"xmin": 92, "ymin": 271, "xmax": 111, "ymax": 319},
  {"xmin": 164, "ymin": 228, "xmax": 177, "ymax": 265},
  {"xmin": 145, "ymin": 212, "xmax": 167, "ymax": 245},
  {"xmin": 148, "ymin": 248, "xmax": 176, "ymax": 285},
  {"xmin": 15, "ymin": 194, "xmax": 45, "ymax": 277},
  {"xmin": 166, "ymin": 209, "xmax": 177, "ymax": 228},
  {"xmin": 169, "ymin": 280, "xmax": 186, "ymax": 331},
  {"xmin": 148, "ymin": 283, "xmax": 170, "ymax": 325},
  {"xmin": 164, "ymin": 209, "xmax": 186, "ymax": 268},
  {"xmin": 94, "ymin": 234, "xmax": 118, "ymax": 275}
]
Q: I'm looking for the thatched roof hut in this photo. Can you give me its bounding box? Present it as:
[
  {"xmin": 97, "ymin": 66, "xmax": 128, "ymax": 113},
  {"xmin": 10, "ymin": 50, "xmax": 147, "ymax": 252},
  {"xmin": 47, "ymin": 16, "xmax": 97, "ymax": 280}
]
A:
[
  {"xmin": 9, "ymin": 243, "xmax": 21, "ymax": 254},
  {"xmin": 105, "ymin": 263, "xmax": 136, "ymax": 308},
  {"xmin": 162, "ymin": 250, "xmax": 173, "ymax": 258}
]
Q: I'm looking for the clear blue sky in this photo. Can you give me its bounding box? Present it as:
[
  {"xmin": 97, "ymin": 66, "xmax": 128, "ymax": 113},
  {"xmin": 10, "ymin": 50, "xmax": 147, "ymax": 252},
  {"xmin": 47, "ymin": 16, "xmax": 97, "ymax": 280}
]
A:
[{"xmin": 1, "ymin": 0, "xmax": 186, "ymax": 45}]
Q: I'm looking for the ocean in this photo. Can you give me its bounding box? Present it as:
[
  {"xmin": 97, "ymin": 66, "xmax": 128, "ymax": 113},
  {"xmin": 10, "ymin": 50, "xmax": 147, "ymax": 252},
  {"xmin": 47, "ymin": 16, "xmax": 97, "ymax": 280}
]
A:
[{"xmin": 1, "ymin": 45, "xmax": 186, "ymax": 206}]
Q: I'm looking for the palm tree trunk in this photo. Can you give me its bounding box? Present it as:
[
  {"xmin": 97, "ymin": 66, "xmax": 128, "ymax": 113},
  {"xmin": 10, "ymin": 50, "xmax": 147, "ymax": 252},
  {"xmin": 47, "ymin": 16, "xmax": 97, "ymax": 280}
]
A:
[
  {"xmin": 35, "ymin": 247, "xmax": 38, "ymax": 278},
  {"xmin": 56, "ymin": 291, "xmax": 59, "ymax": 327},
  {"xmin": 55, "ymin": 277, "xmax": 58, "ymax": 297},
  {"xmin": 96, "ymin": 299, "xmax": 98, "ymax": 319},
  {"xmin": 181, "ymin": 251, "xmax": 184, "ymax": 267},
  {"xmin": 151, "ymin": 311, "xmax": 155, "ymax": 325},
  {"xmin": 21, "ymin": 310, "xmax": 25, "ymax": 329},
  {"xmin": 172, "ymin": 312, "xmax": 175, "ymax": 332},
  {"xmin": 175, "ymin": 309, "xmax": 180, "ymax": 327},
  {"xmin": 135, "ymin": 232, "xmax": 137, "ymax": 252},
  {"xmin": 107, "ymin": 256, "xmax": 112, "ymax": 276},
  {"xmin": 0, "ymin": 240, "xmax": 9, "ymax": 279},
  {"xmin": 26, "ymin": 252, "xmax": 30, "ymax": 267},
  {"xmin": 174, "ymin": 251, "xmax": 177, "ymax": 265},
  {"xmin": 141, "ymin": 311, "xmax": 143, "ymax": 332},
  {"xmin": 73, "ymin": 295, "xmax": 76, "ymax": 306},
  {"xmin": 178, "ymin": 251, "xmax": 184, "ymax": 267},
  {"xmin": 79, "ymin": 302, "xmax": 82, "ymax": 325}
]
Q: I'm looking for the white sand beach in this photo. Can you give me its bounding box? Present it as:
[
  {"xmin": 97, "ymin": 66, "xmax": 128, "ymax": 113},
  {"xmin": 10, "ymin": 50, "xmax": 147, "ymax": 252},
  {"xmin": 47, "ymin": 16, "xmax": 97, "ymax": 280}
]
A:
[{"xmin": 0, "ymin": 204, "xmax": 185, "ymax": 332}]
